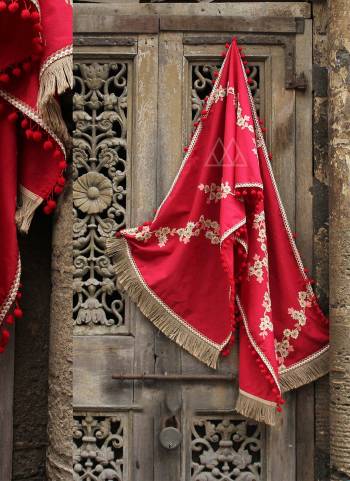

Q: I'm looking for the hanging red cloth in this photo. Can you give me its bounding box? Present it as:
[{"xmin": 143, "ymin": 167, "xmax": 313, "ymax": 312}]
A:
[
  {"xmin": 0, "ymin": 0, "xmax": 72, "ymax": 352},
  {"xmin": 107, "ymin": 39, "xmax": 329, "ymax": 425}
]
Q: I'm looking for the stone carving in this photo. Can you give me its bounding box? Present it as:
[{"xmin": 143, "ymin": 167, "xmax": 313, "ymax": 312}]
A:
[
  {"xmin": 72, "ymin": 62, "xmax": 129, "ymax": 332},
  {"xmin": 73, "ymin": 413, "xmax": 126, "ymax": 481},
  {"xmin": 191, "ymin": 417, "xmax": 262, "ymax": 481}
]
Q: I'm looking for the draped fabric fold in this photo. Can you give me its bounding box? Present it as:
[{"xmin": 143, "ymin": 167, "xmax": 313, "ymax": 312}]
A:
[
  {"xmin": 107, "ymin": 39, "xmax": 329, "ymax": 425},
  {"xmin": 0, "ymin": 0, "xmax": 72, "ymax": 352}
]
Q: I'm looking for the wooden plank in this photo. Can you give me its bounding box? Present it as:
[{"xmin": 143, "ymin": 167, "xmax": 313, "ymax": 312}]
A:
[
  {"xmin": 74, "ymin": 3, "xmax": 312, "ymax": 20},
  {"xmin": 154, "ymin": 31, "xmax": 184, "ymax": 481},
  {"xmin": 131, "ymin": 34, "xmax": 159, "ymax": 481},
  {"xmin": 295, "ymin": 20, "xmax": 315, "ymax": 481},
  {"xmin": 73, "ymin": 335, "xmax": 134, "ymax": 407},
  {"xmin": 74, "ymin": 15, "xmax": 159, "ymax": 34},
  {"xmin": 160, "ymin": 16, "xmax": 302, "ymax": 34},
  {"xmin": 0, "ymin": 332, "xmax": 15, "ymax": 481}
]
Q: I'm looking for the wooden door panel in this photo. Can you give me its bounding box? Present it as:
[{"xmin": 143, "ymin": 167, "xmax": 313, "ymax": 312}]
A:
[{"xmin": 72, "ymin": 7, "xmax": 314, "ymax": 480}]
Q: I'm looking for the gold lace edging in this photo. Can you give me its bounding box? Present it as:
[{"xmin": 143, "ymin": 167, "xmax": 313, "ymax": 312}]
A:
[
  {"xmin": 235, "ymin": 389, "xmax": 277, "ymax": 426},
  {"xmin": 280, "ymin": 346, "xmax": 329, "ymax": 392},
  {"xmin": 38, "ymin": 46, "xmax": 73, "ymax": 147},
  {"xmin": 15, "ymin": 186, "xmax": 43, "ymax": 234},
  {"xmin": 106, "ymin": 236, "xmax": 223, "ymax": 369}
]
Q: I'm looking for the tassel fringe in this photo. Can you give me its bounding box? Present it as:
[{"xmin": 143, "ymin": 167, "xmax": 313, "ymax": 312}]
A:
[
  {"xmin": 235, "ymin": 390, "xmax": 277, "ymax": 426},
  {"xmin": 38, "ymin": 54, "xmax": 73, "ymax": 147},
  {"xmin": 15, "ymin": 187, "xmax": 43, "ymax": 234},
  {"xmin": 280, "ymin": 348, "xmax": 329, "ymax": 392},
  {"xmin": 106, "ymin": 237, "xmax": 221, "ymax": 369}
]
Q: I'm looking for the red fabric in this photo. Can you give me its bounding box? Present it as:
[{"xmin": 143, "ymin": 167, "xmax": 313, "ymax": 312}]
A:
[
  {"xmin": 0, "ymin": 0, "xmax": 72, "ymax": 351},
  {"xmin": 112, "ymin": 39, "xmax": 329, "ymax": 422}
]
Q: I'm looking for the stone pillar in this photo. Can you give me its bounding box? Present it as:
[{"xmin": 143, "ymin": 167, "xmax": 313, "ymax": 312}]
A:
[
  {"xmin": 46, "ymin": 186, "xmax": 73, "ymax": 480},
  {"xmin": 328, "ymin": 0, "xmax": 350, "ymax": 478}
]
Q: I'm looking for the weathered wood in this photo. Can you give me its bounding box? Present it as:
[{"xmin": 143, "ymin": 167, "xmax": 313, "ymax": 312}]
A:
[
  {"xmin": 74, "ymin": 15, "xmax": 159, "ymax": 33},
  {"xmin": 0, "ymin": 332, "xmax": 15, "ymax": 481},
  {"xmin": 160, "ymin": 16, "xmax": 303, "ymax": 34},
  {"xmin": 131, "ymin": 34, "xmax": 159, "ymax": 481},
  {"xmin": 154, "ymin": 31, "xmax": 183, "ymax": 481},
  {"xmin": 74, "ymin": 3, "xmax": 312, "ymax": 19},
  {"xmin": 295, "ymin": 19, "xmax": 316, "ymax": 481}
]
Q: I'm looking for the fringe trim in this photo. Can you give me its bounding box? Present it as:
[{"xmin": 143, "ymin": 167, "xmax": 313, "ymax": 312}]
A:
[
  {"xmin": 280, "ymin": 347, "xmax": 329, "ymax": 392},
  {"xmin": 235, "ymin": 390, "xmax": 277, "ymax": 426},
  {"xmin": 38, "ymin": 52, "xmax": 73, "ymax": 147},
  {"xmin": 106, "ymin": 236, "xmax": 222, "ymax": 369},
  {"xmin": 15, "ymin": 186, "xmax": 43, "ymax": 234}
]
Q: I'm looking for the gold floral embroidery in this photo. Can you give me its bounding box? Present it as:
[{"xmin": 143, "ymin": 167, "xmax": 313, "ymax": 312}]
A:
[
  {"xmin": 260, "ymin": 291, "xmax": 273, "ymax": 338},
  {"xmin": 125, "ymin": 216, "xmax": 220, "ymax": 248},
  {"xmin": 275, "ymin": 290, "xmax": 314, "ymax": 369},
  {"xmin": 198, "ymin": 182, "xmax": 234, "ymax": 204}
]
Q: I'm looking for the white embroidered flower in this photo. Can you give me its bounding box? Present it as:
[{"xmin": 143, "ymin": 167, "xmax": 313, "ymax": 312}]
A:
[
  {"xmin": 155, "ymin": 227, "xmax": 172, "ymax": 247},
  {"xmin": 135, "ymin": 226, "xmax": 152, "ymax": 242},
  {"xmin": 198, "ymin": 182, "xmax": 234, "ymax": 204},
  {"xmin": 259, "ymin": 314, "xmax": 273, "ymax": 338},
  {"xmin": 236, "ymin": 100, "xmax": 254, "ymax": 133}
]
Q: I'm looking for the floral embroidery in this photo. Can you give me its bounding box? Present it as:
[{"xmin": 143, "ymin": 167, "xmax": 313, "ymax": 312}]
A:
[
  {"xmin": 236, "ymin": 99, "xmax": 254, "ymax": 133},
  {"xmin": 248, "ymin": 254, "xmax": 268, "ymax": 283},
  {"xmin": 125, "ymin": 216, "xmax": 220, "ymax": 248},
  {"xmin": 198, "ymin": 182, "xmax": 234, "ymax": 204},
  {"xmin": 212, "ymin": 84, "xmax": 235, "ymax": 104},
  {"xmin": 275, "ymin": 290, "xmax": 314, "ymax": 369},
  {"xmin": 260, "ymin": 291, "xmax": 273, "ymax": 338}
]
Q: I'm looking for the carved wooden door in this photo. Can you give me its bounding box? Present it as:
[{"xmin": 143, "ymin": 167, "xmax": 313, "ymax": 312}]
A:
[{"xmin": 73, "ymin": 4, "xmax": 314, "ymax": 481}]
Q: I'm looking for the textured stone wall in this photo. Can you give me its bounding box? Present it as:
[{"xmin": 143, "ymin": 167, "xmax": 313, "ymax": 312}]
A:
[
  {"xmin": 313, "ymin": 1, "xmax": 331, "ymax": 480},
  {"xmin": 328, "ymin": 0, "xmax": 350, "ymax": 478},
  {"xmin": 12, "ymin": 216, "xmax": 52, "ymax": 481}
]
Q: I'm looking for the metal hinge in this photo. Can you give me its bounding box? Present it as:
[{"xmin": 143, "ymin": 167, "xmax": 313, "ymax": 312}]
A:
[{"xmin": 286, "ymin": 73, "xmax": 308, "ymax": 90}]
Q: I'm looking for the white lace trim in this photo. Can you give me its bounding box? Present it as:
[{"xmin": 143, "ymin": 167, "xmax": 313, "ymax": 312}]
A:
[
  {"xmin": 39, "ymin": 45, "xmax": 73, "ymax": 80},
  {"xmin": 0, "ymin": 255, "xmax": 21, "ymax": 324}
]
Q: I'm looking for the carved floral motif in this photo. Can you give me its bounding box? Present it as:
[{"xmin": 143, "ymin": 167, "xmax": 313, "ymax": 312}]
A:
[
  {"xmin": 73, "ymin": 413, "xmax": 126, "ymax": 481},
  {"xmin": 73, "ymin": 62, "xmax": 129, "ymax": 331},
  {"xmin": 191, "ymin": 417, "xmax": 262, "ymax": 481}
]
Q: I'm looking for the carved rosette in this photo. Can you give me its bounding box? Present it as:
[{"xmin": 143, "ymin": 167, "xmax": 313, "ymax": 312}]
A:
[{"xmin": 72, "ymin": 62, "xmax": 129, "ymax": 333}]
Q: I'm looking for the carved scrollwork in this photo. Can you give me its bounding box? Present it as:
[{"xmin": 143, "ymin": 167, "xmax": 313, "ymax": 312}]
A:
[
  {"xmin": 191, "ymin": 417, "xmax": 262, "ymax": 481},
  {"xmin": 73, "ymin": 62, "xmax": 129, "ymax": 333},
  {"xmin": 73, "ymin": 413, "xmax": 126, "ymax": 481},
  {"xmin": 191, "ymin": 62, "xmax": 260, "ymax": 128}
]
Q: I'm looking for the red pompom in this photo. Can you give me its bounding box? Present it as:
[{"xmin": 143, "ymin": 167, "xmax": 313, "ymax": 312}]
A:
[
  {"xmin": 8, "ymin": 2, "xmax": 19, "ymax": 13},
  {"xmin": 58, "ymin": 160, "xmax": 67, "ymax": 170},
  {"xmin": 0, "ymin": 73, "xmax": 10, "ymax": 84},
  {"xmin": 213, "ymin": 71, "xmax": 219, "ymax": 78},
  {"xmin": 21, "ymin": 8, "xmax": 31, "ymax": 20},
  {"xmin": 16, "ymin": 291, "xmax": 22, "ymax": 299},
  {"xmin": 32, "ymin": 130, "xmax": 43, "ymax": 142},
  {"xmin": 33, "ymin": 22, "xmax": 43, "ymax": 33},
  {"xmin": 0, "ymin": 1, "xmax": 6, "ymax": 12},
  {"xmin": 268, "ymin": 152, "xmax": 273, "ymax": 160},
  {"xmin": 225, "ymin": 42, "xmax": 230, "ymax": 49},
  {"xmin": 34, "ymin": 43, "xmax": 44, "ymax": 54},
  {"xmin": 8, "ymin": 111, "xmax": 19, "ymax": 123},
  {"xmin": 12, "ymin": 67, "xmax": 21, "ymax": 77},
  {"xmin": 57, "ymin": 176, "xmax": 66, "ymax": 186},
  {"xmin": 1, "ymin": 328, "xmax": 10, "ymax": 346},
  {"xmin": 30, "ymin": 11, "xmax": 40, "ymax": 22},
  {"xmin": 13, "ymin": 307, "xmax": 23, "ymax": 318},
  {"xmin": 0, "ymin": 101, "xmax": 5, "ymax": 115},
  {"xmin": 22, "ymin": 61, "xmax": 31, "ymax": 73},
  {"xmin": 54, "ymin": 185, "xmax": 63, "ymax": 195},
  {"xmin": 276, "ymin": 406, "xmax": 283, "ymax": 413},
  {"xmin": 47, "ymin": 199, "xmax": 57, "ymax": 210},
  {"xmin": 6, "ymin": 314, "xmax": 14, "ymax": 325},
  {"xmin": 43, "ymin": 139, "xmax": 54, "ymax": 151},
  {"xmin": 53, "ymin": 148, "xmax": 61, "ymax": 159},
  {"xmin": 201, "ymin": 109, "xmax": 208, "ymax": 116},
  {"xmin": 183, "ymin": 147, "xmax": 188, "ymax": 153},
  {"xmin": 21, "ymin": 118, "xmax": 29, "ymax": 129},
  {"xmin": 43, "ymin": 205, "xmax": 52, "ymax": 215},
  {"xmin": 245, "ymin": 68, "xmax": 251, "ymax": 75},
  {"xmin": 248, "ymin": 78, "xmax": 253, "ymax": 85},
  {"xmin": 25, "ymin": 129, "xmax": 34, "ymax": 139}
]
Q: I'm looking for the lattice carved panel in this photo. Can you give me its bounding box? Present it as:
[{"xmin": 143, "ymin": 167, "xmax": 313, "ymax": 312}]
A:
[
  {"xmin": 73, "ymin": 413, "xmax": 128, "ymax": 481},
  {"xmin": 191, "ymin": 61, "xmax": 260, "ymax": 129},
  {"xmin": 191, "ymin": 417, "xmax": 262, "ymax": 481},
  {"xmin": 72, "ymin": 62, "xmax": 131, "ymax": 334}
]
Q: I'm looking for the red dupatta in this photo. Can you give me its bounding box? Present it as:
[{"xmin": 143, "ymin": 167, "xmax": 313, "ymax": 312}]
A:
[
  {"xmin": 106, "ymin": 39, "xmax": 329, "ymax": 425},
  {"xmin": 0, "ymin": 0, "xmax": 72, "ymax": 352}
]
